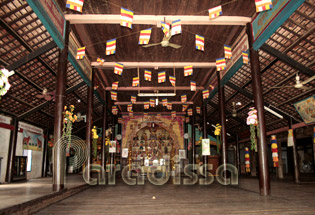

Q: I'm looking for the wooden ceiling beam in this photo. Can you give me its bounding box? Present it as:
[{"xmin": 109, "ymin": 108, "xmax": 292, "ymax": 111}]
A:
[
  {"xmin": 93, "ymin": 62, "xmax": 216, "ymax": 68},
  {"xmin": 104, "ymin": 86, "xmax": 204, "ymax": 91},
  {"xmin": 65, "ymin": 15, "xmax": 251, "ymax": 26},
  {"xmin": 114, "ymin": 101, "xmax": 194, "ymax": 105}
]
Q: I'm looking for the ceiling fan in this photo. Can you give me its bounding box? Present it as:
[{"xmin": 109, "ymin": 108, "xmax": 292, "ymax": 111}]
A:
[
  {"xmin": 142, "ymin": 29, "xmax": 182, "ymax": 49},
  {"xmin": 76, "ymin": 112, "xmax": 86, "ymax": 122},
  {"xmin": 227, "ymin": 102, "xmax": 242, "ymax": 118},
  {"xmin": 271, "ymin": 73, "xmax": 315, "ymax": 90},
  {"xmin": 36, "ymin": 88, "xmax": 55, "ymax": 101}
]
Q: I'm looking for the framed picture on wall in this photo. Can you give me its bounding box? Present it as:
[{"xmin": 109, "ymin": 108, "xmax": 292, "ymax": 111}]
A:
[{"xmin": 294, "ymin": 96, "xmax": 315, "ymax": 124}]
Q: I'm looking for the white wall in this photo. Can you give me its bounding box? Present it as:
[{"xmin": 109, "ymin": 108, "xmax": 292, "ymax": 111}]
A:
[{"xmin": 0, "ymin": 115, "xmax": 44, "ymax": 182}]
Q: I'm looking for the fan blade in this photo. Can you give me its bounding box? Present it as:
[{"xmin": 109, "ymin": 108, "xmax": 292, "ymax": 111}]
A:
[
  {"xmin": 270, "ymin": 85, "xmax": 295, "ymax": 89},
  {"xmin": 36, "ymin": 95, "xmax": 44, "ymax": 99},
  {"xmin": 300, "ymin": 86, "xmax": 311, "ymax": 90},
  {"xmin": 301, "ymin": 75, "xmax": 315, "ymax": 85},
  {"xmin": 142, "ymin": 42, "xmax": 161, "ymax": 48},
  {"xmin": 168, "ymin": 43, "xmax": 182, "ymax": 49},
  {"xmin": 44, "ymin": 95, "xmax": 52, "ymax": 101}
]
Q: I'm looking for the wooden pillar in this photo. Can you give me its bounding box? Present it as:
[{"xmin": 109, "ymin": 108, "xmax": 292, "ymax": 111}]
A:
[
  {"xmin": 247, "ymin": 23, "xmax": 270, "ymax": 196},
  {"xmin": 236, "ymin": 135, "xmax": 240, "ymax": 175},
  {"xmin": 313, "ymin": 126, "xmax": 315, "ymax": 175},
  {"xmin": 217, "ymin": 70, "xmax": 227, "ymax": 172},
  {"xmin": 6, "ymin": 117, "xmax": 18, "ymax": 183},
  {"xmin": 192, "ymin": 108, "xmax": 196, "ymax": 166},
  {"xmin": 184, "ymin": 121, "xmax": 188, "ymax": 162},
  {"xmin": 42, "ymin": 130, "xmax": 49, "ymax": 177},
  {"xmin": 277, "ymin": 141, "xmax": 284, "ymax": 179},
  {"xmin": 110, "ymin": 114, "xmax": 116, "ymax": 175},
  {"xmin": 289, "ymin": 118, "xmax": 300, "ymax": 183},
  {"xmin": 202, "ymin": 99, "xmax": 208, "ymax": 173},
  {"xmin": 101, "ymin": 91, "xmax": 107, "ymax": 172},
  {"xmin": 53, "ymin": 21, "xmax": 70, "ymax": 191},
  {"xmin": 85, "ymin": 69, "xmax": 95, "ymax": 182}
]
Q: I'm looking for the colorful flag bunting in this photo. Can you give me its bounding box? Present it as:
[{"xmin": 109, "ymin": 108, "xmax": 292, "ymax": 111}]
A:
[
  {"xmin": 202, "ymin": 89, "xmax": 209, "ymax": 99},
  {"xmin": 195, "ymin": 34, "xmax": 205, "ymax": 51},
  {"xmin": 112, "ymin": 106, "xmax": 118, "ymax": 115},
  {"xmin": 181, "ymin": 95, "xmax": 187, "ymax": 103},
  {"xmin": 187, "ymin": 108, "xmax": 193, "ymax": 116},
  {"xmin": 171, "ymin": 19, "xmax": 182, "ymax": 36},
  {"xmin": 169, "ymin": 76, "xmax": 176, "ymax": 86},
  {"xmin": 114, "ymin": 62, "xmax": 123, "ymax": 75},
  {"xmin": 185, "ymin": 117, "xmax": 190, "ymax": 123},
  {"xmin": 112, "ymin": 81, "xmax": 119, "ymax": 90},
  {"xmin": 120, "ymin": 7, "xmax": 134, "ymax": 29},
  {"xmin": 144, "ymin": 101, "xmax": 149, "ymax": 109},
  {"xmin": 255, "ymin": 0, "xmax": 273, "ymax": 12},
  {"xmin": 224, "ymin": 44, "xmax": 232, "ymax": 59},
  {"xmin": 161, "ymin": 22, "xmax": 170, "ymax": 36},
  {"xmin": 271, "ymin": 135, "xmax": 279, "ymax": 167},
  {"xmin": 182, "ymin": 104, "xmax": 188, "ymax": 112},
  {"xmin": 111, "ymin": 91, "xmax": 117, "ymax": 101},
  {"xmin": 139, "ymin": 28, "xmax": 152, "ymax": 45},
  {"xmin": 196, "ymin": 106, "xmax": 201, "ymax": 114},
  {"xmin": 287, "ymin": 129, "xmax": 294, "ymax": 147},
  {"xmin": 144, "ymin": 70, "xmax": 152, "ymax": 81},
  {"xmin": 127, "ymin": 103, "xmax": 133, "ymax": 112},
  {"xmin": 242, "ymin": 51, "xmax": 249, "ymax": 64},
  {"xmin": 76, "ymin": 47, "xmax": 85, "ymax": 59},
  {"xmin": 129, "ymin": 111, "xmax": 133, "ymax": 118},
  {"xmin": 209, "ymin": 84, "xmax": 214, "ymax": 90},
  {"xmin": 97, "ymin": 58, "xmax": 105, "ymax": 64},
  {"xmin": 208, "ymin": 5, "xmax": 222, "ymax": 19},
  {"xmin": 106, "ymin": 39, "xmax": 116, "ymax": 55},
  {"xmin": 190, "ymin": 81, "xmax": 196, "ymax": 91},
  {"xmin": 158, "ymin": 71, "xmax": 166, "ymax": 83},
  {"xmin": 150, "ymin": 99, "xmax": 155, "ymax": 107},
  {"xmin": 184, "ymin": 65, "xmax": 193, "ymax": 76},
  {"xmin": 132, "ymin": 77, "xmax": 139, "ymax": 87},
  {"xmin": 171, "ymin": 111, "xmax": 176, "ymax": 118},
  {"xmin": 66, "ymin": 0, "xmax": 84, "ymax": 12},
  {"xmin": 167, "ymin": 102, "xmax": 172, "ymax": 110},
  {"xmin": 162, "ymin": 98, "xmax": 168, "ymax": 107},
  {"xmin": 131, "ymin": 95, "xmax": 136, "ymax": 104},
  {"xmin": 216, "ymin": 58, "xmax": 226, "ymax": 71}
]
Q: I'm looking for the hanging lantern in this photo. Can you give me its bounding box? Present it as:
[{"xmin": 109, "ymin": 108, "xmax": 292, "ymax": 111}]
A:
[
  {"xmin": 271, "ymin": 135, "xmax": 279, "ymax": 167},
  {"xmin": 245, "ymin": 147, "xmax": 250, "ymax": 173}
]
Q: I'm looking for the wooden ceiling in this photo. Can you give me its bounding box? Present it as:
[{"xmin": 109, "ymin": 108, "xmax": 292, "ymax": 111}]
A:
[{"xmin": 0, "ymin": 0, "xmax": 314, "ymax": 139}]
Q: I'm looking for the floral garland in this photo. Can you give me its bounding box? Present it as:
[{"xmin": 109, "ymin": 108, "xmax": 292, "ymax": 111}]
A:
[
  {"xmin": 62, "ymin": 105, "xmax": 77, "ymax": 156},
  {"xmin": 246, "ymin": 107, "xmax": 259, "ymax": 152},
  {"xmin": 271, "ymin": 135, "xmax": 279, "ymax": 167},
  {"xmin": 92, "ymin": 126, "xmax": 99, "ymax": 159},
  {"xmin": 0, "ymin": 67, "xmax": 14, "ymax": 99},
  {"xmin": 214, "ymin": 123, "xmax": 222, "ymax": 154}
]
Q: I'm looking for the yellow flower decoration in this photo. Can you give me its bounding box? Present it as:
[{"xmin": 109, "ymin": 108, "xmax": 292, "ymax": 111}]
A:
[{"xmin": 214, "ymin": 123, "xmax": 222, "ymax": 136}]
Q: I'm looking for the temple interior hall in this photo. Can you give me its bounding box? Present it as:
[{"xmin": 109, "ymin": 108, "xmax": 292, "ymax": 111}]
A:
[{"xmin": 0, "ymin": 0, "xmax": 314, "ymax": 214}]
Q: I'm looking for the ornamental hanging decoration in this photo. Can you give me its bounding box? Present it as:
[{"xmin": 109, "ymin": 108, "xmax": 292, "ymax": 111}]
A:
[
  {"xmin": 92, "ymin": 126, "xmax": 99, "ymax": 159},
  {"xmin": 246, "ymin": 107, "xmax": 259, "ymax": 152},
  {"xmin": 214, "ymin": 123, "xmax": 221, "ymax": 154},
  {"xmin": 0, "ymin": 67, "xmax": 14, "ymax": 99},
  {"xmin": 66, "ymin": 0, "xmax": 84, "ymax": 13},
  {"xmin": 62, "ymin": 105, "xmax": 78, "ymax": 156},
  {"xmin": 245, "ymin": 147, "xmax": 250, "ymax": 173},
  {"xmin": 76, "ymin": 47, "xmax": 85, "ymax": 59},
  {"xmin": 271, "ymin": 135, "xmax": 279, "ymax": 167},
  {"xmin": 224, "ymin": 44, "xmax": 232, "ymax": 59}
]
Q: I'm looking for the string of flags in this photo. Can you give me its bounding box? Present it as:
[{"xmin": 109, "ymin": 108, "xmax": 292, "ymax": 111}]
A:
[
  {"xmin": 167, "ymin": 102, "xmax": 172, "ymax": 110},
  {"xmin": 127, "ymin": 103, "xmax": 133, "ymax": 112},
  {"xmin": 144, "ymin": 70, "xmax": 152, "ymax": 81},
  {"xmin": 131, "ymin": 95, "xmax": 136, "ymax": 104},
  {"xmin": 190, "ymin": 81, "xmax": 196, "ymax": 91},
  {"xmin": 202, "ymin": 89, "xmax": 209, "ymax": 99},
  {"xmin": 196, "ymin": 106, "xmax": 201, "ymax": 114},
  {"xmin": 112, "ymin": 81, "xmax": 118, "ymax": 90},
  {"xmin": 242, "ymin": 51, "xmax": 249, "ymax": 64},
  {"xmin": 181, "ymin": 95, "xmax": 187, "ymax": 103},
  {"xmin": 76, "ymin": 47, "xmax": 85, "ymax": 59},
  {"xmin": 121, "ymin": 7, "xmax": 134, "ymax": 29},
  {"xmin": 195, "ymin": 34, "xmax": 205, "ymax": 51},
  {"xmin": 97, "ymin": 57, "xmax": 105, "ymax": 64},
  {"xmin": 271, "ymin": 135, "xmax": 279, "ymax": 167},
  {"xmin": 171, "ymin": 111, "xmax": 176, "ymax": 118},
  {"xmin": 114, "ymin": 63, "xmax": 123, "ymax": 75},
  {"xmin": 182, "ymin": 104, "xmax": 188, "ymax": 112},
  {"xmin": 111, "ymin": 91, "xmax": 117, "ymax": 101},
  {"xmin": 208, "ymin": 5, "xmax": 222, "ymax": 19},
  {"xmin": 216, "ymin": 58, "xmax": 226, "ymax": 71},
  {"xmin": 224, "ymin": 45, "xmax": 232, "ymax": 59},
  {"xmin": 66, "ymin": 0, "xmax": 84, "ymax": 12},
  {"xmin": 139, "ymin": 28, "xmax": 152, "ymax": 45},
  {"xmin": 158, "ymin": 71, "xmax": 166, "ymax": 83},
  {"xmin": 255, "ymin": 0, "xmax": 273, "ymax": 12},
  {"xmin": 171, "ymin": 19, "xmax": 182, "ymax": 36},
  {"xmin": 161, "ymin": 22, "xmax": 170, "ymax": 36},
  {"xmin": 150, "ymin": 99, "xmax": 155, "ymax": 107},
  {"xmin": 144, "ymin": 101, "xmax": 149, "ymax": 109},
  {"xmin": 132, "ymin": 77, "xmax": 139, "ymax": 87},
  {"xmin": 169, "ymin": 76, "xmax": 176, "ymax": 86},
  {"xmin": 162, "ymin": 98, "xmax": 168, "ymax": 106},
  {"xmin": 184, "ymin": 65, "xmax": 193, "ymax": 76},
  {"xmin": 187, "ymin": 108, "xmax": 193, "ymax": 116},
  {"xmin": 112, "ymin": 106, "xmax": 118, "ymax": 115},
  {"xmin": 106, "ymin": 39, "xmax": 116, "ymax": 56}
]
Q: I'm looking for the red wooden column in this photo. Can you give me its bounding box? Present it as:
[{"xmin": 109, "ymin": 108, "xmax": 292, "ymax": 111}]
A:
[
  {"xmin": 247, "ymin": 23, "xmax": 270, "ymax": 196},
  {"xmin": 52, "ymin": 21, "xmax": 70, "ymax": 192},
  {"xmin": 217, "ymin": 70, "xmax": 227, "ymax": 173},
  {"xmin": 85, "ymin": 69, "xmax": 95, "ymax": 182},
  {"xmin": 101, "ymin": 90, "xmax": 107, "ymax": 172}
]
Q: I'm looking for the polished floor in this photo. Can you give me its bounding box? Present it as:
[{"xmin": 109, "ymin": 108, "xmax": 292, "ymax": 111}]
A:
[
  {"xmin": 0, "ymin": 174, "xmax": 85, "ymax": 210},
  {"xmin": 35, "ymin": 176, "xmax": 315, "ymax": 215}
]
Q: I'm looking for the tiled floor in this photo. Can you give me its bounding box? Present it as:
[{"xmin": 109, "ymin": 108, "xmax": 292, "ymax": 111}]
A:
[
  {"xmin": 35, "ymin": 176, "xmax": 315, "ymax": 215},
  {"xmin": 0, "ymin": 174, "xmax": 85, "ymax": 210}
]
